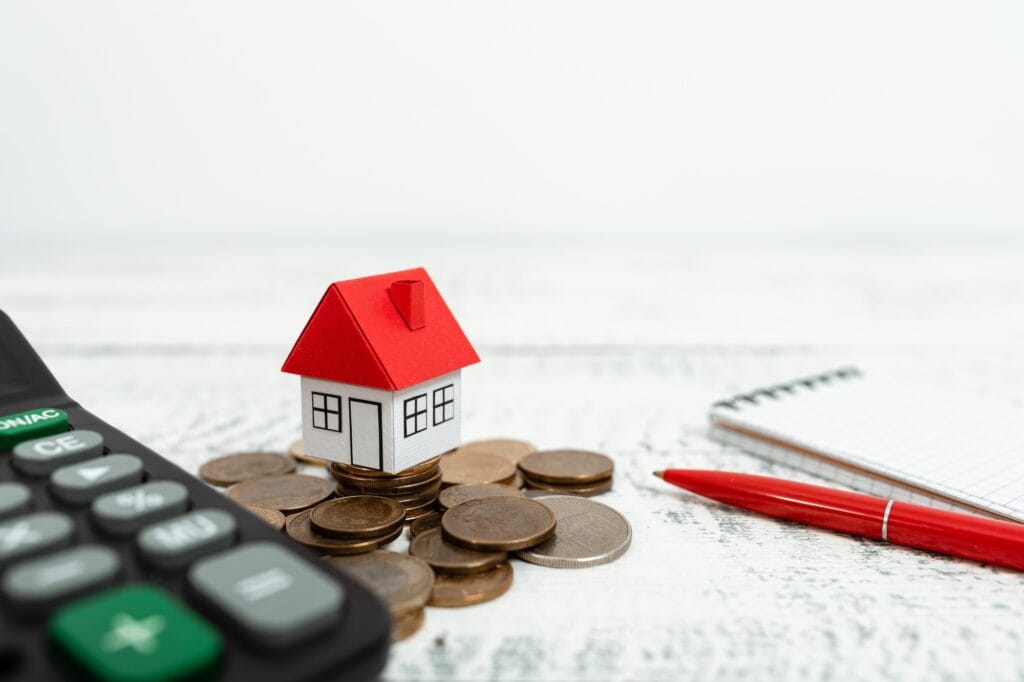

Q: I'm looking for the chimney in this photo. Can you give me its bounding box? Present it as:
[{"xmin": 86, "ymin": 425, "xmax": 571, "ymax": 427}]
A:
[{"xmin": 388, "ymin": 279, "xmax": 426, "ymax": 330}]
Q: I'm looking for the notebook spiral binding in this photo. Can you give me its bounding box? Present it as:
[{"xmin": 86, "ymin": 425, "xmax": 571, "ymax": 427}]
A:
[{"xmin": 712, "ymin": 367, "xmax": 863, "ymax": 411}]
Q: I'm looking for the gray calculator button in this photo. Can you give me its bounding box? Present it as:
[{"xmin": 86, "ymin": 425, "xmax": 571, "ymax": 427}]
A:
[
  {"xmin": 0, "ymin": 511, "xmax": 73, "ymax": 566},
  {"xmin": 91, "ymin": 481, "xmax": 188, "ymax": 535},
  {"xmin": 188, "ymin": 542, "xmax": 344, "ymax": 647},
  {"xmin": 2, "ymin": 545, "xmax": 119, "ymax": 609},
  {"xmin": 138, "ymin": 509, "xmax": 236, "ymax": 569},
  {"xmin": 0, "ymin": 482, "xmax": 31, "ymax": 519},
  {"xmin": 50, "ymin": 454, "xmax": 143, "ymax": 504},
  {"xmin": 13, "ymin": 430, "xmax": 104, "ymax": 475}
]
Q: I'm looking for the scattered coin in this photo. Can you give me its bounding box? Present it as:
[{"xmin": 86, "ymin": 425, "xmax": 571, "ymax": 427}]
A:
[
  {"xmin": 409, "ymin": 513, "xmax": 443, "ymax": 538},
  {"xmin": 325, "ymin": 550, "xmax": 435, "ymax": 613},
  {"xmin": 440, "ymin": 451, "xmax": 516, "ymax": 487},
  {"xmin": 520, "ymin": 473, "xmax": 613, "ymax": 497},
  {"xmin": 455, "ymin": 439, "xmax": 537, "ymax": 465},
  {"xmin": 286, "ymin": 508, "xmax": 402, "ymax": 555},
  {"xmin": 242, "ymin": 504, "xmax": 286, "ymax": 531},
  {"xmin": 442, "ymin": 497, "xmax": 557, "ymax": 551},
  {"xmin": 517, "ymin": 449, "xmax": 614, "ymax": 485},
  {"xmin": 226, "ymin": 474, "xmax": 335, "ymax": 513},
  {"xmin": 392, "ymin": 607, "xmax": 425, "ymax": 641},
  {"xmin": 438, "ymin": 483, "xmax": 525, "ymax": 512},
  {"xmin": 289, "ymin": 439, "xmax": 329, "ymax": 467},
  {"xmin": 310, "ymin": 496, "xmax": 406, "ymax": 539},
  {"xmin": 516, "ymin": 495, "xmax": 632, "ymax": 568},
  {"xmin": 429, "ymin": 562, "xmax": 514, "ymax": 607},
  {"xmin": 199, "ymin": 452, "xmax": 295, "ymax": 487},
  {"xmin": 410, "ymin": 528, "xmax": 507, "ymax": 575}
]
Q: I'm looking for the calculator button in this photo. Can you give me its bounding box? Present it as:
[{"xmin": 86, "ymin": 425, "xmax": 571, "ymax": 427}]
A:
[
  {"xmin": 188, "ymin": 542, "xmax": 344, "ymax": 647},
  {"xmin": 49, "ymin": 584, "xmax": 222, "ymax": 682},
  {"xmin": 137, "ymin": 509, "xmax": 236, "ymax": 570},
  {"xmin": 0, "ymin": 511, "xmax": 73, "ymax": 566},
  {"xmin": 0, "ymin": 407, "xmax": 68, "ymax": 451},
  {"xmin": 50, "ymin": 454, "xmax": 144, "ymax": 504},
  {"xmin": 13, "ymin": 430, "xmax": 104, "ymax": 475},
  {"xmin": 2, "ymin": 545, "xmax": 119, "ymax": 610},
  {"xmin": 92, "ymin": 481, "xmax": 189, "ymax": 536},
  {"xmin": 0, "ymin": 482, "xmax": 31, "ymax": 519}
]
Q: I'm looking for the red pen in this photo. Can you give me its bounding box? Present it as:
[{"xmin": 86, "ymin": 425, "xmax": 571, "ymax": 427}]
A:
[{"xmin": 655, "ymin": 469, "xmax": 1024, "ymax": 572}]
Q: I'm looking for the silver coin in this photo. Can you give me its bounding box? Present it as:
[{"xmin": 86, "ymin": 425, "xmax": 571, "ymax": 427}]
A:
[{"xmin": 515, "ymin": 494, "xmax": 631, "ymax": 569}]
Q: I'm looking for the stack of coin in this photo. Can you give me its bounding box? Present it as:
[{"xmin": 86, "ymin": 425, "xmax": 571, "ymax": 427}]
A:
[
  {"xmin": 330, "ymin": 456, "xmax": 442, "ymax": 521},
  {"xmin": 439, "ymin": 450, "xmax": 518, "ymax": 489},
  {"xmin": 410, "ymin": 528, "xmax": 514, "ymax": 607},
  {"xmin": 285, "ymin": 496, "xmax": 406, "ymax": 555},
  {"xmin": 517, "ymin": 449, "xmax": 614, "ymax": 496},
  {"xmin": 326, "ymin": 551, "xmax": 435, "ymax": 641}
]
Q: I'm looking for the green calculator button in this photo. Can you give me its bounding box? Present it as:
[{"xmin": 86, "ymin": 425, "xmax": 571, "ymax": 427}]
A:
[
  {"xmin": 49, "ymin": 584, "xmax": 222, "ymax": 682},
  {"xmin": 0, "ymin": 407, "xmax": 68, "ymax": 451}
]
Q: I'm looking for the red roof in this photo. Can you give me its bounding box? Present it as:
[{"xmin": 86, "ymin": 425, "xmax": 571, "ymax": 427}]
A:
[{"xmin": 281, "ymin": 267, "xmax": 480, "ymax": 391}]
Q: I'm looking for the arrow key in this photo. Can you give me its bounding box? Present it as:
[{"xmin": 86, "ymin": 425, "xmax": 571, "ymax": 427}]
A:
[{"xmin": 50, "ymin": 455, "xmax": 144, "ymax": 504}]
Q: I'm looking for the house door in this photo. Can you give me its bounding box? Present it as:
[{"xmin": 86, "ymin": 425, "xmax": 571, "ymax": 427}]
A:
[{"xmin": 348, "ymin": 399, "xmax": 383, "ymax": 470}]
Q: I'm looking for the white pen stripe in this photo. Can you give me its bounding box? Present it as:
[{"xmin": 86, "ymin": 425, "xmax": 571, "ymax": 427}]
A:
[{"xmin": 881, "ymin": 499, "xmax": 895, "ymax": 542}]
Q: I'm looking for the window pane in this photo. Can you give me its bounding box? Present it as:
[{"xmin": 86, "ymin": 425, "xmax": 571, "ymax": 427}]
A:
[
  {"xmin": 326, "ymin": 395, "xmax": 339, "ymax": 411},
  {"xmin": 417, "ymin": 396, "xmax": 426, "ymax": 411},
  {"xmin": 406, "ymin": 416, "xmax": 416, "ymax": 436},
  {"xmin": 445, "ymin": 386, "xmax": 454, "ymax": 401},
  {"xmin": 405, "ymin": 400, "xmax": 414, "ymax": 418},
  {"xmin": 313, "ymin": 411, "xmax": 326, "ymax": 429},
  {"xmin": 312, "ymin": 393, "xmax": 325, "ymax": 409},
  {"xmin": 434, "ymin": 406, "xmax": 442, "ymax": 424},
  {"xmin": 326, "ymin": 413, "xmax": 340, "ymax": 431},
  {"xmin": 445, "ymin": 404, "xmax": 454, "ymax": 421},
  {"xmin": 417, "ymin": 415, "xmax": 426, "ymax": 431}
]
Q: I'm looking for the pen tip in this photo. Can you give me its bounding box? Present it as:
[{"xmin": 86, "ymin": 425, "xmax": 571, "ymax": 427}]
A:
[{"xmin": 653, "ymin": 470, "xmax": 665, "ymax": 479}]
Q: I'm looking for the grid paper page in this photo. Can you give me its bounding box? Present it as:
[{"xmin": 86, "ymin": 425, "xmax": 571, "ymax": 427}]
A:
[{"xmin": 709, "ymin": 372, "xmax": 1024, "ymax": 521}]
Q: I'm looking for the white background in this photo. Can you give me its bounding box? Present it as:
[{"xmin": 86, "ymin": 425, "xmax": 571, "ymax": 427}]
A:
[{"xmin": 2, "ymin": 1, "xmax": 1023, "ymax": 244}]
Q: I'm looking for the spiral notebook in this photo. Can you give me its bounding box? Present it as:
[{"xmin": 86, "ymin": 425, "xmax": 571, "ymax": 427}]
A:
[{"xmin": 708, "ymin": 368, "xmax": 1024, "ymax": 522}]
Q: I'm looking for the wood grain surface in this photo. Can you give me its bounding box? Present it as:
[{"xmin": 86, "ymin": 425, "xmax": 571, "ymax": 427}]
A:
[{"xmin": 5, "ymin": 240, "xmax": 1024, "ymax": 681}]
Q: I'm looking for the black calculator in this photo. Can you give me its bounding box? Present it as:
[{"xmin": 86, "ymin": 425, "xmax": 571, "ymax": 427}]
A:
[{"xmin": 0, "ymin": 311, "xmax": 391, "ymax": 681}]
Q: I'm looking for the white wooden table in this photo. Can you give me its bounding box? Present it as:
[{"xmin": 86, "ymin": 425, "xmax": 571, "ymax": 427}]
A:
[{"xmin": 5, "ymin": 240, "xmax": 1024, "ymax": 681}]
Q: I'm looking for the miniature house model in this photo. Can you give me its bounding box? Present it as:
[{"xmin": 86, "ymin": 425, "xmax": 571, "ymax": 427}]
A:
[{"xmin": 281, "ymin": 268, "xmax": 479, "ymax": 473}]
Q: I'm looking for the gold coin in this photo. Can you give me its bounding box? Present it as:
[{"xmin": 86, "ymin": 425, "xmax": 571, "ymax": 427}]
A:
[
  {"xmin": 517, "ymin": 450, "xmax": 614, "ymax": 485},
  {"xmin": 521, "ymin": 473, "xmax": 613, "ymax": 497},
  {"xmin": 309, "ymin": 496, "xmax": 406, "ymax": 539},
  {"xmin": 199, "ymin": 452, "xmax": 295, "ymax": 487},
  {"xmin": 441, "ymin": 497, "xmax": 557, "ymax": 551},
  {"xmin": 286, "ymin": 509, "xmax": 402, "ymax": 555},
  {"xmin": 288, "ymin": 439, "xmax": 330, "ymax": 466},
  {"xmin": 438, "ymin": 483, "xmax": 525, "ymax": 512},
  {"xmin": 333, "ymin": 456, "xmax": 441, "ymax": 480},
  {"xmin": 226, "ymin": 474, "xmax": 335, "ymax": 513},
  {"xmin": 409, "ymin": 513, "xmax": 443, "ymax": 538},
  {"xmin": 392, "ymin": 607, "xmax": 425, "ymax": 641},
  {"xmin": 410, "ymin": 528, "xmax": 507, "ymax": 575},
  {"xmin": 455, "ymin": 439, "xmax": 537, "ymax": 465},
  {"xmin": 325, "ymin": 550, "xmax": 435, "ymax": 613},
  {"xmin": 440, "ymin": 451, "xmax": 516, "ymax": 487},
  {"xmin": 429, "ymin": 562, "xmax": 514, "ymax": 607},
  {"xmin": 242, "ymin": 504, "xmax": 286, "ymax": 531}
]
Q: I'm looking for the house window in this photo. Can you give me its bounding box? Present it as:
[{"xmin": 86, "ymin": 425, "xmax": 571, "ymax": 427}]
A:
[
  {"xmin": 404, "ymin": 394, "xmax": 428, "ymax": 438},
  {"xmin": 311, "ymin": 391, "xmax": 342, "ymax": 432},
  {"xmin": 433, "ymin": 384, "xmax": 455, "ymax": 425}
]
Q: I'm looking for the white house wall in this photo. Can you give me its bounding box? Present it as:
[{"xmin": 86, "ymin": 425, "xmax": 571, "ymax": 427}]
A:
[
  {"xmin": 392, "ymin": 370, "xmax": 462, "ymax": 472},
  {"xmin": 300, "ymin": 376, "xmax": 395, "ymax": 471}
]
